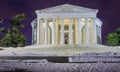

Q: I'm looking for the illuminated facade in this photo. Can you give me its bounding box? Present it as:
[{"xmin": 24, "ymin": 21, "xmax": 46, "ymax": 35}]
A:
[{"xmin": 31, "ymin": 4, "xmax": 102, "ymax": 45}]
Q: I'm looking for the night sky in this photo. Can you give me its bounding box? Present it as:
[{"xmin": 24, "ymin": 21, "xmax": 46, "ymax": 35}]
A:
[{"xmin": 0, "ymin": 0, "xmax": 120, "ymax": 45}]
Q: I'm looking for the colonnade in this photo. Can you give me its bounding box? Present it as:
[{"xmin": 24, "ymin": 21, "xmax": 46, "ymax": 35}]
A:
[{"xmin": 34, "ymin": 17, "xmax": 100, "ymax": 45}]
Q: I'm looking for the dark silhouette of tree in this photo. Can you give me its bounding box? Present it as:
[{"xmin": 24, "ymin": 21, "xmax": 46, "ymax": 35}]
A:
[
  {"xmin": 106, "ymin": 28, "xmax": 120, "ymax": 46},
  {"xmin": 0, "ymin": 14, "xmax": 26, "ymax": 47},
  {"xmin": 0, "ymin": 18, "xmax": 4, "ymax": 33}
]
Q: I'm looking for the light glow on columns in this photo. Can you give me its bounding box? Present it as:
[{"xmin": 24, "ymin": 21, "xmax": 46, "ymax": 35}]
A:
[{"xmin": 81, "ymin": 18, "xmax": 85, "ymax": 21}]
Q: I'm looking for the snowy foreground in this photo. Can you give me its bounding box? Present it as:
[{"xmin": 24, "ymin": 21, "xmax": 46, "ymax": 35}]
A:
[
  {"xmin": 0, "ymin": 52, "xmax": 120, "ymax": 72},
  {"xmin": 0, "ymin": 60, "xmax": 120, "ymax": 72},
  {"xmin": 0, "ymin": 45, "xmax": 120, "ymax": 72}
]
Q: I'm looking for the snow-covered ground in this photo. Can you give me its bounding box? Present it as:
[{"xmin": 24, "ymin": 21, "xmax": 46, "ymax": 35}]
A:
[
  {"xmin": 69, "ymin": 52, "xmax": 120, "ymax": 62},
  {"xmin": 0, "ymin": 44, "xmax": 120, "ymax": 56},
  {"xmin": 0, "ymin": 59, "xmax": 120, "ymax": 72},
  {"xmin": 0, "ymin": 45, "xmax": 120, "ymax": 72}
]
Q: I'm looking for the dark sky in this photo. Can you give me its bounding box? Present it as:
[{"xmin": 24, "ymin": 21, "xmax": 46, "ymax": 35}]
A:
[{"xmin": 0, "ymin": 0, "xmax": 120, "ymax": 45}]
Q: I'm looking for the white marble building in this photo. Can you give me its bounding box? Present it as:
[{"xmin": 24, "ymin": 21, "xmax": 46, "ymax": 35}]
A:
[{"xmin": 31, "ymin": 4, "xmax": 102, "ymax": 45}]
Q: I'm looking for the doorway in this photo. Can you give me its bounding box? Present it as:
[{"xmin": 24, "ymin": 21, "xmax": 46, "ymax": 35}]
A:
[{"xmin": 64, "ymin": 33, "xmax": 69, "ymax": 44}]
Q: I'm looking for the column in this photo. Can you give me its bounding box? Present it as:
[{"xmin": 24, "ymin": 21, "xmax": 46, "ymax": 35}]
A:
[
  {"xmin": 85, "ymin": 18, "xmax": 89, "ymax": 44},
  {"xmin": 61, "ymin": 18, "xmax": 64, "ymax": 44},
  {"xmin": 34, "ymin": 28, "xmax": 37, "ymax": 44},
  {"xmin": 69, "ymin": 18, "xmax": 73, "ymax": 44},
  {"xmin": 56, "ymin": 18, "xmax": 58, "ymax": 44},
  {"xmin": 99, "ymin": 26, "xmax": 102, "ymax": 44},
  {"xmin": 31, "ymin": 22, "xmax": 34, "ymax": 44},
  {"xmin": 78, "ymin": 18, "xmax": 81, "ymax": 44},
  {"xmin": 52, "ymin": 18, "xmax": 56, "ymax": 44},
  {"xmin": 94, "ymin": 18, "xmax": 97, "ymax": 44},
  {"xmin": 45, "ymin": 19, "xmax": 48, "ymax": 44},
  {"xmin": 37, "ymin": 18, "xmax": 40, "ymax": 44}
]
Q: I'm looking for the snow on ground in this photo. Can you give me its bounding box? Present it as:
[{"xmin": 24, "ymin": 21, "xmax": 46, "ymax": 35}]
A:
[
  {"xmin": 0, "ymin": 60, "xmax": 120, "ymax": 72},
  {"xmin": 0, "ymin": 44, "xmax": 120, "ymax": 56},
  {"xmin": 69, "ymin": 52, "xmax": 120, "ymax": 62},
  {"xmin": 0, "ymin": 45, "xmax": 120, "ymax": 72}
]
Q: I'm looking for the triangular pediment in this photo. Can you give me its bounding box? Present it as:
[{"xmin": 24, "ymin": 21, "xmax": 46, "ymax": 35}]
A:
[{"xmin": 36, "ymin": 4, "xmax": 98, "ymax": 13}]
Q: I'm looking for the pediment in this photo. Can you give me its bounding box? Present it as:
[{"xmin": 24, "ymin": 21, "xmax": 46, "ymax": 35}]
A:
[{"xmin": 36, "ymin": 4, "xmax": 98, "ymax": 14}]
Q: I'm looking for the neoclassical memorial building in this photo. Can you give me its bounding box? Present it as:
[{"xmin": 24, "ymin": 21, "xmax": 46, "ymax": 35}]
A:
[{"xmin": 31, "ymin": 4, "xmax": 102, "ymax": 45}]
